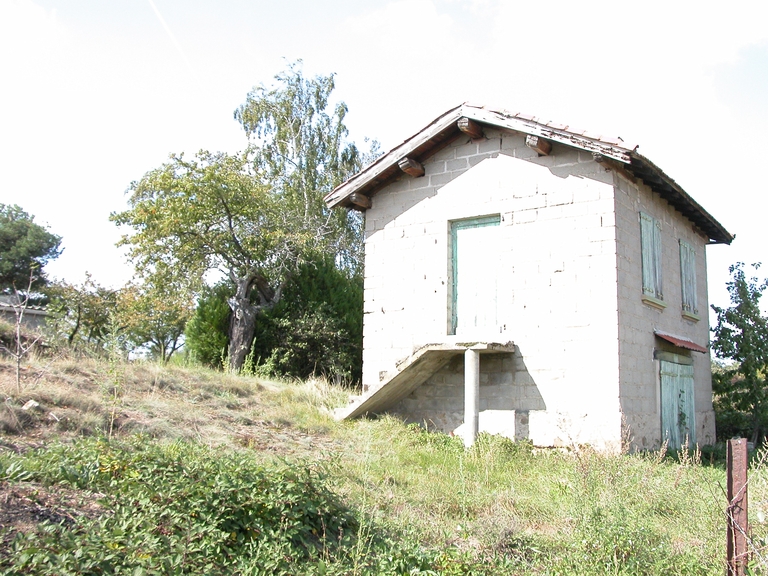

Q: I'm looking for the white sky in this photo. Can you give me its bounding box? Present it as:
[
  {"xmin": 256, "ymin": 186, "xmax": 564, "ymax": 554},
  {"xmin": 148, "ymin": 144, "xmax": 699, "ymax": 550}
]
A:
[{"xmin": 1, "ymin": 0, "xmax": 767, "ymax": 315}]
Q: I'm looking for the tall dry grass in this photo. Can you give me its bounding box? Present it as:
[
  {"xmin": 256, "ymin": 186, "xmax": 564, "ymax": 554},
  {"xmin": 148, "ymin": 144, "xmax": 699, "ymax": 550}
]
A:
[
  {"xmin": 2, "ymin": 350, "xmax": 766, "ymax": 573},
  {"xmin": 0, "ymin": 351, "xmax": 347, "ymax": 452}
]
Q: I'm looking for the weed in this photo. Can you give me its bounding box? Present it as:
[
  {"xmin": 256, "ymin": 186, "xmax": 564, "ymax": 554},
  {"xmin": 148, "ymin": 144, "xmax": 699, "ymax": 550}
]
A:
[
  {"xmin": 0, "ymin": 438, "xmax": 446, "ymax": 575},
  {"xmin": 101, "ymin": 320, "xmax": 126, "ymax": 439},
  {"xmin": 0, "ymin": 353, "xmax": 751, "ymax": 574}
]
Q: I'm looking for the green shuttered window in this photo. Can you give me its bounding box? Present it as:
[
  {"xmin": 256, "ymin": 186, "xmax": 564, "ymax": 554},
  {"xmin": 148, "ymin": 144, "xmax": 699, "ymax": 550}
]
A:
[
  {"xmin": 679, "ymin": 240, "xmax": 699, "ymax": 319},
  {"xmin": 640, "ymin": 212, "xmax": 663, "ymax": 305}
]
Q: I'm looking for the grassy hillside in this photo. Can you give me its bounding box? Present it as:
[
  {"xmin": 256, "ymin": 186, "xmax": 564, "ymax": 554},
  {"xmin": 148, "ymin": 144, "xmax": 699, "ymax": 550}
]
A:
[{"xmin": 0, "ymin": 353, "xmax": 766, "ymax": 574}]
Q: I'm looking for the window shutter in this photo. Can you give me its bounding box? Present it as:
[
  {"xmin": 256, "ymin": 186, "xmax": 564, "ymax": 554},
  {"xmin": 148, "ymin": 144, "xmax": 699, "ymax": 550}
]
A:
[
  {"xmin": 640, "ymin": 212, "xmax": 656, "ymax": 297},
  {"xmin": 679, "ymin": 240, "xmax": 697, "ymax": 315},
  {"xmin": 660, "ymin": 360, "xmax": 696, "ymax": 449},
  {"xmin": 679, "ymin": 363, "xmax": 695, "ymax": 444},
  {"xmin": 653, "ymin": 218, "xmax": 663, "ymax": 299},
  {"xmin": 640, "ymin": 212, "xmax": 663, "ymax": 299},
  {"xmin": 660, "ymin": 361, "xmax": 680, "ymax": 447}
]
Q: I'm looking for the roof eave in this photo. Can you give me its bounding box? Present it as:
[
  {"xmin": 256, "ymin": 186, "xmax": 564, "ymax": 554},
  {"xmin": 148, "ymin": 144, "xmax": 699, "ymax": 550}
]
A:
[
  {"xmin": 325, "ymin": 104, "xmax": 733, "ymax": 245},
  {"xmin": 627, "ymin": 152, "xmax": 733, "ymax": 245},
  {"xmin": 324, "ymin": 105, "xmax": 465, "ymax": 209},
  {"xmin": 325, "ymin": 104, "xmax": 637, "ymax": 209}
]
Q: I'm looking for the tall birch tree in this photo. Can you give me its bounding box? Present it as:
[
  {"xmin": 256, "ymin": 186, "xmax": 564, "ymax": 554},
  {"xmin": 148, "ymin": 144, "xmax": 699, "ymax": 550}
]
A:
[{"xmin": 113, "ymin": 65, "xmax": 367, "ymax": 371}]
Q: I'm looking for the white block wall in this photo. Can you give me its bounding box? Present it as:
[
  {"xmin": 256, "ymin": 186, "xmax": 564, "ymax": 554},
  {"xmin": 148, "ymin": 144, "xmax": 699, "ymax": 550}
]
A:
[{"xmin": 363, "ymin": 129, "xmax": 626, "ymax": 450}]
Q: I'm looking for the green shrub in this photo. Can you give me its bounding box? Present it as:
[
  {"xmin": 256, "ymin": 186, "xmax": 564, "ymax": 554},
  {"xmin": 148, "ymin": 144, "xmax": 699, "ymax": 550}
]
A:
[
  {"xmin": 0, "ymin": 439, "xmax": 354, "ymax": 574},
  {"xmin": 0, "ymin": 438, "xmax": 444, "ymax": 575},
  {"xmin": 184, "ymin": 282, "xmax": 232, "ymax": 368},
  {"xmin": 185, "ymin": 258, "xmax": 363, "ymax": 383},
  {"xmin": 251, "ymin": 257, "xmax": 363, "ymax": 382},
  {"xmin": 713, "ymin": 394, "xmax": 753, "ymax": 441}
]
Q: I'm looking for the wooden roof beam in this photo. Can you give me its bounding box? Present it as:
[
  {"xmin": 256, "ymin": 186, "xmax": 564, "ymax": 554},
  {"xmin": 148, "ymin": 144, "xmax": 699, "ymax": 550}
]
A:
[
  {"xmin": 458, "ymin": 117, "xmax": 484, "ymax": 139},
  {"xmin": 398, "ymin": 157, "xmax": 425, "ymax": 178},
  {"xmin": 526, "ymin": 134, "xmax": 552, "ymax": 156},
  {"xmin": 349, "ymin": 192, "xmax": 371, "ymax": 210},
  {"xmin": 593, "ymin": 153, "xmax": 636, "ymax": 183}
]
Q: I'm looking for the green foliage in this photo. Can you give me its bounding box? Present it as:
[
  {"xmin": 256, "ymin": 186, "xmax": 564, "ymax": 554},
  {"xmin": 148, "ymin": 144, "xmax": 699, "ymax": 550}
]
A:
[
  {"xmin": 711, "ymin": 361, "xmax": 753, "ymax": 440},
  {"xmin": 44, "ymin": 272, "xmax": 192, "ymax": 363},
  {"xmin": 0, "ymin": 351, "xmax": 744, "ymax": 575},
  {"xmin": 336, "ymin": 420, "xmax": 722, "ymax": 575},
  {"xmin": 235, "ymin": 61, "xmax": 365, "ymax": 274},
  {"xmin": 711, "ymin": 262, "xmax": 768, "ymax": 443},
  {"xmin": 0, "ymin": 438, "xmax": 439, "ymax": 575},
  {"xmin": 117, "ymin": 277, "xmax": 194, "ymax": 363},
  {"xmin": 113, "ymin": 65, "xmax": 373, "ymax": 372},
  {"xmin": 111, "ymin": 148, "xmax": 294, "ymax": 371},
  {"xmin": 256, "ymin": 306, "xmax": 355, "ymax": 381},
  {"xmin": 112, "ymin": 150, "xmax": 275, "ymax": 286},
  {"xmin": 251, "ymin": 257, "xmax": 363, "ymax": 381},
  {"xmin": 184, "ymin": 282, "xmax": 232, "ymax": 368},
  {"xmin": 44, "ymin": 274, "xmax": 120, "ymax": 352},
  {"xmin": 0, "ymin": 203, "xmax": 61, "ymax": 292}
]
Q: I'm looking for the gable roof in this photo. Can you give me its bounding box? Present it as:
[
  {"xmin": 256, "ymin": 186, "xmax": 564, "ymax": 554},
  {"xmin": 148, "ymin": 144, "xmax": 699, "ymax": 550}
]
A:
[{"xmin": 325, "ymin": 103, "xmax": 733, "ymax": 245}]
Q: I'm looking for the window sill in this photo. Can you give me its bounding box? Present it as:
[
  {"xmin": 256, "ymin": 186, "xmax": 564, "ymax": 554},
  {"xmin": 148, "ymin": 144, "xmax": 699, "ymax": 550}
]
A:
[
  {"xmin": 642, "ymin": 295, "xmax": 667, "ymax": 310},
  {"xmin": 682, "ymin": 310, "xmax": 700, "ymax": 322}
]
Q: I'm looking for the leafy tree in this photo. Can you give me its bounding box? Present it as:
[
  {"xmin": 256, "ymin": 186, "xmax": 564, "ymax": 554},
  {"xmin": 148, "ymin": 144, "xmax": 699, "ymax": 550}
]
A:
[
  {"xmin": 711, "ymin": 262, "xmax": 768, "ymax": 444},
  {"xmin": 118, "ymin": 277, "xmax": 194, "ymax": 363},
  {"xmin": 45, "ymin": 274, "xmax": 119, "ymax": 351},
  {"xmin": 112, "ymin": 150, "xmax": 296, "ymax": 371},
  {"xmin": 234, "ymin": 61, "xmax": 365, "ymax": 274},
  {"xmin": 184, "ymin": 282, "xmax": 232, "ymax": 368},
  {"xmin": 711, "ymin": 361, "xmax": 752, "ymax": 440},
  {"xmin": 0, "ymin": 204, "xmax": 61, "ymax": 292},
  {"xmin": 113, "ymin": 65, "xmax": 368, "ymax": 372}
]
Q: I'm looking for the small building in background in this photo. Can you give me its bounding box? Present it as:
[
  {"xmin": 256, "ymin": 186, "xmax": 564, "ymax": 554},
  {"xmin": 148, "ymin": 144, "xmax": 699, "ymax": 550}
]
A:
[
  {"xmin": 0, "ymin": 295, "xmax": 48, "ymax": 332},
  {"xmin": 326, "ymin": 104, "xmax": 732, "ymax": 451}
]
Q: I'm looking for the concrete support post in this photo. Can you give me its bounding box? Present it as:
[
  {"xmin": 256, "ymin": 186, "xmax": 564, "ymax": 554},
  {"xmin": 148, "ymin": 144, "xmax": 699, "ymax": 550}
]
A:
[{"xmin": 464, "ymin": 348, "xmax": 480, "ymax": 448}]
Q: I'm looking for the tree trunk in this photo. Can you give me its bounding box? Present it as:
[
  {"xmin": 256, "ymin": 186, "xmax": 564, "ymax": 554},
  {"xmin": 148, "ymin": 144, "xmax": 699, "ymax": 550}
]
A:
[
  {"xmin": 227, "ymin": 272, "xmax": 287, "ymax": 373},
  {"xmin": 227, "ymin": 276, "xmax": 258, "ymax": 372},
  {"xmin": 68, "ymin": 304, "xmax": 82, "ymax": 345}
]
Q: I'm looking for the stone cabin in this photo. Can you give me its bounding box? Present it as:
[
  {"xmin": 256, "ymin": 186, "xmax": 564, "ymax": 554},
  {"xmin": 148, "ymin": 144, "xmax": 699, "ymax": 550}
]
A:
[{"xmin": 325, "ymin": 104, "xmax": 732, "ymax": 451}]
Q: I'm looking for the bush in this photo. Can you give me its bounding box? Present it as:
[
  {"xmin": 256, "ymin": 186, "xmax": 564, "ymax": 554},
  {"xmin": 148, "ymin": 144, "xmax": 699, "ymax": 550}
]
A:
[
  {"xmin": 185, "ymin": 259, "xmax": 363, "ymax": 382},
  {"xmin": 0, "ymin": 437, "xmax": 451, "ymax": 575},
  {"xmin": 0, "ymin": 439, "xmax": 355, "ymax": 574},
  {"xmin": 184, "ymin": 282, "xmax": 232, "ymax": 368},
  {"xmin": 251, "ymin": 258, "xmax": 363, "ymax": 382}
]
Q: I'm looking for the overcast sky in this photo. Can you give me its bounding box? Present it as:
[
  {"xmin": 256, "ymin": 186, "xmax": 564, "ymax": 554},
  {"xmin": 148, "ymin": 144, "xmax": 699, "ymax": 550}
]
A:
[{"xmin": 1, "ymin": 0, "xmax": 767, "ymax": 313}]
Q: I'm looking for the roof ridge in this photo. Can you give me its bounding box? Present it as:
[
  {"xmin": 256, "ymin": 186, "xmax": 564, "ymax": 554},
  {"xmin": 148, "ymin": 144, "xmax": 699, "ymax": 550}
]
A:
[{"xmin": 324, "ymin": 103, "xmax": 732, "ymax": 244}]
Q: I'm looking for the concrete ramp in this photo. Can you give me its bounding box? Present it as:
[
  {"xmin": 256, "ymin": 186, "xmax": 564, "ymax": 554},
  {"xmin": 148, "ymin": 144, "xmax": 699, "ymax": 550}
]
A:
[{"xmin": 336, "ymin": 341, "xmax": 514, "ymax": 420}]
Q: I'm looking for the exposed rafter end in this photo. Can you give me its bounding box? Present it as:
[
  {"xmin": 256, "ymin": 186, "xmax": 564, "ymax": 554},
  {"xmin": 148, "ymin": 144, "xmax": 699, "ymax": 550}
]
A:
[
  {"xmin": 349, "ymin": 192, "xmax": 372, "ymax": 210},
  {"xmin": 526, "ymin": 134, "xmax": 552, "ymax": 156},
  {"xmin": 398, "ymin": 157, "xmax": 425, "ymax": 178},
  {"xmin": 691, "ymin": 224, "xmax": 709, "ymax": 241},
  {"xmin": 593, "ymin": 153, "xmax": 635, "ymax": 183},
  {"xmin": 458, "ymin": 117, "xmax": 484, "ymax": 140}
]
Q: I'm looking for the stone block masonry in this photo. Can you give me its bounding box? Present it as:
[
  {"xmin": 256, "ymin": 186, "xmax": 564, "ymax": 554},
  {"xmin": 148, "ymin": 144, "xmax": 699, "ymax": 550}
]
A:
[
  {"xmin": 362, "ymin": 127, "xmax": 625, "ymax": 450},
  {"xmin": 360, "ymin": 123, "xmax": 715, "ymax": 451}
]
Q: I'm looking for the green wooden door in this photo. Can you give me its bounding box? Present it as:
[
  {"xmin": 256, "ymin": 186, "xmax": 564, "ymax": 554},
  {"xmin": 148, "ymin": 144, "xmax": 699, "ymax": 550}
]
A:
[
  {"xmin": 660, "ymin": 360, "xmax": 695, "ymax": 449},
  {"xmin": 451, "ymin": 216, "xmax": 500, "ymax": 336}
]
